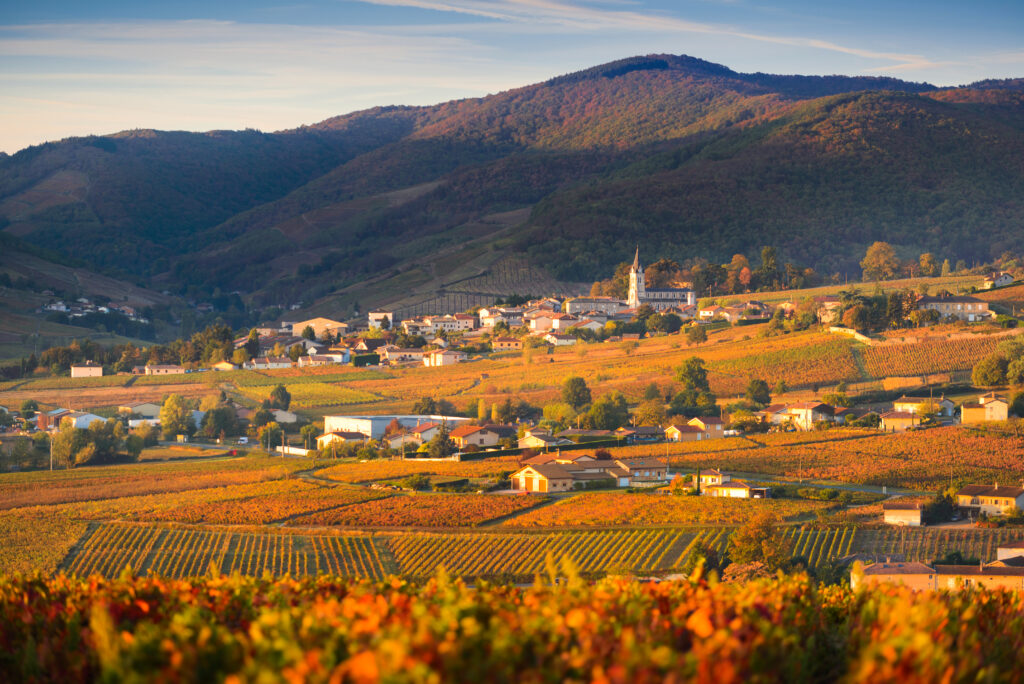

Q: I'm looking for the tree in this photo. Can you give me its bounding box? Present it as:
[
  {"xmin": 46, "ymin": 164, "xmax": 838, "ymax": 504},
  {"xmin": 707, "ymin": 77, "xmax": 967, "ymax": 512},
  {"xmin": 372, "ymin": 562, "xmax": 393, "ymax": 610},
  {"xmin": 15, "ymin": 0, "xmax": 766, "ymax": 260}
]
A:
[
  {"xmin": 842, "ymin": 305, "xmax": 870, "ymax": 331},
  {"xmin": 542, "ymin": 402, "xmax": 577, "ymax": 429},
  {"xmin": 633, "ymin": 400, "xmax": 666, "ymax": 427},
  {"xmin": 562, "ymin": 376, "xmax": 591, "ymax": 410},
  {"xmin": 676, "ymin": 357, "xmax": 710, "ymax": 392},
  {"xmin": 19, "ymin": 399, "xmax": 38, "ymax": 419},
  {"xmin": 427, "ymin": 423, "xmax": 456, "ymax": 458},
  {"xmin": 300, "ymin": 325, "xmax": 315, "ymax": 340},
  {"xmin": 257, "ymin": 422, "xmax": 284, "ymax": 450},
  {"xmin": 728, "ymin": 512, "xmax": 794, "ymax": 571},
  {"xmin": 744, "ymin": 379, "xmax": 771, "ymax": 406},
  {"xmin": 268, "ymin": 384, "xmax": 291, "ymax": 410},
  {"xmin": 645, "ymin": 258, "xmax": 681, "ymax": 288},
  {"xmin": 244, "ymin": 329, "xmax": 261, "ymax": 358},
  {"xmin": 757, "ymin": 246, "xmax": 780, "ymax": 288},
  {"xmin": 287, "ymin": 344, "xmax": 305, "ymax": 363},
  {"xmin": 586, "ymin": 392, "xmax": 629, "ymax": 430},
  {"xmin": 413, "ymin": 397, "xmax": 438, "ymax": 415},
  {"xmin": 50, "ymin": 418, "xmax": 88, "ymax": 468},
  {"xmin": 232, "ymin": 348, "xmax": 250, "ymax": 365},
  {"xmin": 685, "ymin": 325, "xmax": 707, "ymax": 346},
  {"xmin": 860, "ymin": 241, "xmax": 901, "ymax": 281},
  {"xmin": 919, "ymin": 253, "xmax": 938, "ymax": 277},
  {"xmin": 300, "ymin": 424, "xmax": 320, "ymax": 450},
  {"xmin": 200, "ymin": 407, "xmax": 238, "ymax": 438},
  {"xmin": 644, "ymin": 383, "xmax": 661, "ymax": 401},
  {"xmin": 774, "ymin": 379, "xmax": 789, "ymax": 396},
  {"xmin": 159, "ymin": 394, "xmax": 195, "ymax": 438},
  {"xmin": 973, "ymin": 354, "xmax": 1008, "ymax": 387},
  {"xmin": 941, "ymin": 259, "xmax": 952, "ymax": 277}
]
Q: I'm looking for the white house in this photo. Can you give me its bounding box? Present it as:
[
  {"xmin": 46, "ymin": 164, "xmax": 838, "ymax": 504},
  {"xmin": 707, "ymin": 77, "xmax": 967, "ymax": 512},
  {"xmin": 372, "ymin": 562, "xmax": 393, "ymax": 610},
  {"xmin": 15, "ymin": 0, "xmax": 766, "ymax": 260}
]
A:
[
  {"xmin": 423, "ymin": 349, "xmax": 467, "ymax": 367},
  {"xmin": 70, "ymin": 361, "xmax": 103, "ymax": 378}
]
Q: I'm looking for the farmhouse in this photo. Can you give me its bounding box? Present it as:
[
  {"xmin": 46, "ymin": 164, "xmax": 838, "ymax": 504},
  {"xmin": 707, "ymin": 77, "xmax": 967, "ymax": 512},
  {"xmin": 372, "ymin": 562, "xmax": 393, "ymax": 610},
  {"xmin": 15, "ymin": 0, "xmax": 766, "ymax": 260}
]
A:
[
  {"xmin": 691, "ymin": 469, "xmax": 768, "ymax": 498},
  {"xmin": 956, "ymin": 483, "xmax": 1024, "ymax": 516},
  {"xmin": 687, "ymin": 416, "xmax": 724, "ymax": 438},
  {"xmin": 543, "ymin": 333, "xmax": 577, "ymax": 347},
  {"xmin": 247, "ymin": 357, "xmax": 292, "ymax": 370},
  {"xmin": 492, "ymin": 337, "xmax": 522, "ymax": 351},
  {"xmin": 882, "ymin": 502, "xmax": 924, "ymax": 527},
  {"xmin": 854, "ymin": 561, "xmax": 1024, "ymax": 592},
  {"xmin": 70, "ymin": 361, "xmax": 103, "ymax": 378},
  {"xmin": 211, "ymin": 361, "xmax": 238, "ymax": 371},
  {"xmin": 983, "ymin": 272, "xmax": 1015, "ymax": 289},
  {"xmin": 879, "ymin": 411, "xmax": 920, "ymax": 432},
  {"xmin": 292, "ymin": 317, "xmax": 348, "ymax": 339},
  {"xmin": 892, "ymin": 395, "xmax": 955, "ymax": 417},
  {"xmin": 316, "ymin": 431, "xmax": 370, "ymax": 449},
  {"xmin": 423, "ymin": 349, "xmax": 467, "ymax": 367},
  {"xmin": 517, "ymin": 433, "xmax": 573, "ymax": 450},
  {"xmin": 449, "ymin": 425, "xmax": 501, "ymax": 449},
  {"xmin": 664, "ymin": 424, "xmax": 707, "ymax": 442},
  {"xmin": 510, "ymin": 456, "xmax": 668, "ymax": 492},
  {"xmin": 144, "ymin": 364, "xmax": 186, "ymax": 375},
  {"xmin": 961, "ymin": 393, "xmax": 1009, "ymax": 424},
  {"xmin": 916, "ymin": 294, "xmax": 990, "ymax": 322},
  {"xmin": 784, "ymin": 402, "xmax": 834, "ymax": 430}
]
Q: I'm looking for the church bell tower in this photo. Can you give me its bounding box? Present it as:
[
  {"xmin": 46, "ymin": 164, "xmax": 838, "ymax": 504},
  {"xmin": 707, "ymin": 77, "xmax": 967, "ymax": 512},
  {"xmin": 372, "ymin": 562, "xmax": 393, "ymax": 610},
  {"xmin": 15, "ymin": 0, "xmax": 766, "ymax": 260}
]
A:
[{"xmin": 627, "ymin": 246, "xmax": 645, "ymax": 308}]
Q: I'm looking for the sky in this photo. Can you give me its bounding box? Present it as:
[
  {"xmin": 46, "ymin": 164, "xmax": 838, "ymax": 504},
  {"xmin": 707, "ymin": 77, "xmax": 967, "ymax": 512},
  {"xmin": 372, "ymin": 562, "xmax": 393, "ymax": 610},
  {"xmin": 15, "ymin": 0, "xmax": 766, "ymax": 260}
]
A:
[{"xmin": 1, "ymin": 0, "xmax": 1022, "ymax": 154}]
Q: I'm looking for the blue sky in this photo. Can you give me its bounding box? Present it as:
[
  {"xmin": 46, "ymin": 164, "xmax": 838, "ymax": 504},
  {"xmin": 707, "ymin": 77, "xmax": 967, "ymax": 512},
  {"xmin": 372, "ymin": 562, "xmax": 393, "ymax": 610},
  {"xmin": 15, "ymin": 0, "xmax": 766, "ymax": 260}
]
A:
[{"xmin": 1, "ymin": 0, "xmax": 1022, "ymax": 153}]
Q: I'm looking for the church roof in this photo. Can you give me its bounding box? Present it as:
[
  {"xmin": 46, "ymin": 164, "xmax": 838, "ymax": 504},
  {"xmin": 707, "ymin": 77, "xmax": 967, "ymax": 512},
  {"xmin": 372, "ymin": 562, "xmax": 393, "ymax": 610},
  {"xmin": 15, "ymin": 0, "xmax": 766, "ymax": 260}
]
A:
[{"xmin": 633, "ymin": 245, "xmax": 640, "ymax": 270}]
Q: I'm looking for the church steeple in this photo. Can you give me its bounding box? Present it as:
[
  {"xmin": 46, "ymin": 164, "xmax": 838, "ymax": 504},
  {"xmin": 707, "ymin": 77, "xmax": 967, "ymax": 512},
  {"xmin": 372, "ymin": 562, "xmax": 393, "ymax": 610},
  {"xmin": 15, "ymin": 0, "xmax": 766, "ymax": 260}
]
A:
[
  {"xmin": 632, "ymin": 245, "xmax": 640, "ymax": 271},
  {"xmin": 628, "ymin": 246, "xmax": 644, "ymax": 308}
]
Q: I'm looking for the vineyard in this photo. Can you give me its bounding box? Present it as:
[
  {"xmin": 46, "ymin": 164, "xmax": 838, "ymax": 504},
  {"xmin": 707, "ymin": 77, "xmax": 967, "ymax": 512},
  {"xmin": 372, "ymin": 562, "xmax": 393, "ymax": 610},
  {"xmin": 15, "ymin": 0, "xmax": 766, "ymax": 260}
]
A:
[
  {"xmin": 502, "ymin": 492, "xmax": 835, "ymax": 527},
  {"xmin": 62, "ymin": 523, "xmax": 391, "ymax": 579},
  {"xmin": 386, "ymin": 528, "xmax": 691, "ymax": 578},
  {"xmin": 235, "ymin": 382, "xmax": 381, "ymax": 408},
  {"xmin": 289, "ymin": 493, "xmax": 543, "ymax": 528},
  {"xmin": 6, "ymin": 572, "xmax": 1024, "ymax": 682},
  {"xmin": 860, "ymin": 335, "xmax": 1003, "ymax": 378},
  {"xmin": 318, "ymin": 456, "xmax": 520, "ymax": 483},
  {"xmin": 661, "ymin": 426, "xmax": 1024, "ymax": 490},
  {"xmin": 0, "ymin": 456, "xmax": 307, "ymax": 510}
]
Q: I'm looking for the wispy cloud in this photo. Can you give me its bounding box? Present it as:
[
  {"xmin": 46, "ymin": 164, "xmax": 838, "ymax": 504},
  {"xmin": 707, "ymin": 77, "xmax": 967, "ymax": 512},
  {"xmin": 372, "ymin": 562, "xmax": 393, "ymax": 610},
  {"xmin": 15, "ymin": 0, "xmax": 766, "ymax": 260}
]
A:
[{"xmin": 354, "ymin": 0, "xmax": 947, "ymax": 72}]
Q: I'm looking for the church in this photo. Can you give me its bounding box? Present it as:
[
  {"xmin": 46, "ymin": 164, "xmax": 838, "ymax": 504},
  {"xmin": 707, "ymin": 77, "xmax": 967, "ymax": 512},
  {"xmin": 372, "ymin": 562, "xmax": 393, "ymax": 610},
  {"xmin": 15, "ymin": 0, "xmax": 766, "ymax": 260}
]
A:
[{"xmin": 627, "ymin": 248, "xmax": 696, "ymax": 310}]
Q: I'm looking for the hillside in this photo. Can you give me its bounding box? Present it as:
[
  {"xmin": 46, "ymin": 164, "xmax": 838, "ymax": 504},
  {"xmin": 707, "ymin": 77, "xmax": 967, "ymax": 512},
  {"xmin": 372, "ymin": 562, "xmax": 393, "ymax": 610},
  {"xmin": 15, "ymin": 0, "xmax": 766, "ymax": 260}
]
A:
[{"xmin": 1, "ymin": 54, "xmax": 1022, "ymax": 317}]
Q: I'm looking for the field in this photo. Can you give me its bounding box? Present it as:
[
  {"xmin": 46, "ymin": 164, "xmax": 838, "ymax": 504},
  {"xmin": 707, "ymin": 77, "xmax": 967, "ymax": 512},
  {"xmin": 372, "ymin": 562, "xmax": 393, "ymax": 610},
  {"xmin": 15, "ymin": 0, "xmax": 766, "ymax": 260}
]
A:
[
  {"xmin": 502, "ymin": 492, "xmax": 835, "ymax": 527},
  {"xmin": 660, "ymin": 426, "xmax": 1024, "ymax": 490},
  {"xmin": 289, "ymin": 493, "xmax": 543, "ymax": 528},
  {"xmin": 236, "ymin": 382, "xmax": 381, "ymax": 408},
  {"xmin": 317, "ymin": 456, "xmax": 520, "ymax": 483},
  {"xmin": 860, "ymin": 334, "xmax": 1002, "ymax": 378}
]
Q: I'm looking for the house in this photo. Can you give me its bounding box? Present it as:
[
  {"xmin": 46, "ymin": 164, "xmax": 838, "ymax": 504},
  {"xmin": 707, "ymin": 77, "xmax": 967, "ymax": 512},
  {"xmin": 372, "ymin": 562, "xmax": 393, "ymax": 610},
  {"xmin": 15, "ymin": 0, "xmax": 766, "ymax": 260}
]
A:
[
  {"xmin": 882, "ymin": 502, "xmax": 924, "ymax": 527},
  {"xmin": 481, "ymin": 424, "xmax": 518, "ymax": 443},
  {"xmin": 956, "ymin": 483, "xmax": 1024, "ymax": 516},
  {"xmin": 879, "ymin": 411, "xmax": 921, "ymax": 432},
  {"xmin": 568, "ymin": 319, "xmax": 604, "ymax": 335},
  {"xmin": 543, "ymin": 333, "xmax": 577, "ymax": 347},
  {"xmin": 756, "ymin": 404, "xmax": 790, "ymax": 425},
  {"xmin": 381, "ymin": 347, "xmax": 425, "ymax": 365},
  {"xmin": 61, "ymin": 412, "xmax": 106, "ymax": 430},
  {"xmin": 247, "ymin": 357, "xmax": 293, "ymax": 370},
  {"xmin": 452, "ymin": 314, "xmax": 478, "ymax": 330},
  {"xmin": 702, "ymin": 480, "xmax": 770, "ymax": 498},
  {"xmin": 664, "ymin": 424, "xmax": 707, "ymax": 442},
  {"xmin": 853, "ymin": 561, "xmax": 1024, "ymax": 592},
  {"xmin": 316, "ymin": 431, "xmax": 370, "ymax": 449},
  {"xmin": 212, "ymin": 361, "xmax": 238, "ymax": 371},
  {"xmin": 892, "ymin": 395, "xmax": 955, "ymax": 417},
  {"xmin": 693, "ymin": 469, "xmax": 730, "ymax": 487},
  {"xmin": 983, "ymin": 272, "xmax": 1015, "ymax": 289},
  {"xmin": 70, "ymin": 361, "xmax": 103, "ymax": 378},
  {"xmin": 511, "ymin": 463, "xmax": 586, "ymax": 492},
  {"xmin": 449, "ymin": 425, "xmax": 501, "ymax": 449},
  {"xmin": 354, "ymin": 338, "xmax": 389, "ymax": 353},
  {"xmin": 614, "ymin": 426, "xmax": 662, "ymax": 443},
  {"xmin": 145, "ymin": 364, "xmax": 186, "ymax": 375},
  {"xmin": 916, "ymin": 295, "xmax": 990, "ymax": 322},
  {"xmin": 527, "ymin": 311, "xmax": 556, "ymax": 332},
  {"xmin": 297, "ymin": 354, "xmax": 336, "ymax": 368},
  {"xmin": 961, "ymin": 393, "xmax": 1009, "ymax": 424},
  {"xmin": 517, "ymin": 433, "xmax": 573, "ymax": 450},
  {"xmin": 814, "ymin": 296, "xmax": 842, "ymax": 324},
  {"xmin": 410, "ymin": 422, "xmax": 442, "ymax": 442},
  {"xmin": 615, "ymin": 457, "xmax": 670, "ymax": 486},
  {"xmin": 784, "ymin": 402, "xmax": 834, "ymax": 430},
  {"xmin": 387, "ymin": 433, "xmax": 422, "ymax": 451},
  {"xmin": 118, "ymin": 402, "xmax": 161, "ymax": 419},
  {"xmin": 997, "ymin": 541, "xmax": 1024, "ymax": 561},
  {"xmin": 292, "ymin": 317, "xmax": 348, "ymax": 339},
  {"xmin": 423, "ymin": 349, "xmax": 467, "ymax": 367},
  {"xmin": 564, "ymin": 297, "xmax": 627, "ymax": 316},
  {"xmin": 492, "ymin": 337, "xmax": 522, "ymax": 352},
  {"xmin": 367, "ymin": 311, "xmax": 395, "ymax": 329},
  {"xmin": 555, "ymin": 429, "xmax": 613, "ymax": 442},
  {"xmin": 36, "ymin": 408, "xmax": 71, "ymax": 431},
  {"xmin": 322, "ymin": 415, "xmax": 471, "ymax": 440},
  {"xmin": 687, "ymin": 416, "xmax": 725, "ymax": 438},
  {"xmin": 698, "ymin": 305, "xmax": 723, "ymax": 321},
  {"xmin": 547, "ymin": 313, "xmax": 579, "ymax": 331}
]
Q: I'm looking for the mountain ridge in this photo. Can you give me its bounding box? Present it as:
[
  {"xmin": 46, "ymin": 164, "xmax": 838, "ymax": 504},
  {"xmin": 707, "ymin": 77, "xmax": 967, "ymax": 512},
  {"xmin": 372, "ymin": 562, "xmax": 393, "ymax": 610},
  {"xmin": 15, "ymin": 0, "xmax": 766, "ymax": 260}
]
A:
[{"xmin": 1, "ymin": 53, "xmax": 1022, "ymax": 325}]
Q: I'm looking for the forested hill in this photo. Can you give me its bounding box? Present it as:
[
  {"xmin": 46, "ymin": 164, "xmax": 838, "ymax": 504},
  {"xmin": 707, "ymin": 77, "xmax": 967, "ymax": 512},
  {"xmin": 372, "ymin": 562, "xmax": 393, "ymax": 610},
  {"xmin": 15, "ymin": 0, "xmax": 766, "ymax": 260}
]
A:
[{"xmin": 1, "ymin": 54, "xmax": 1022, "ymax": 310}]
